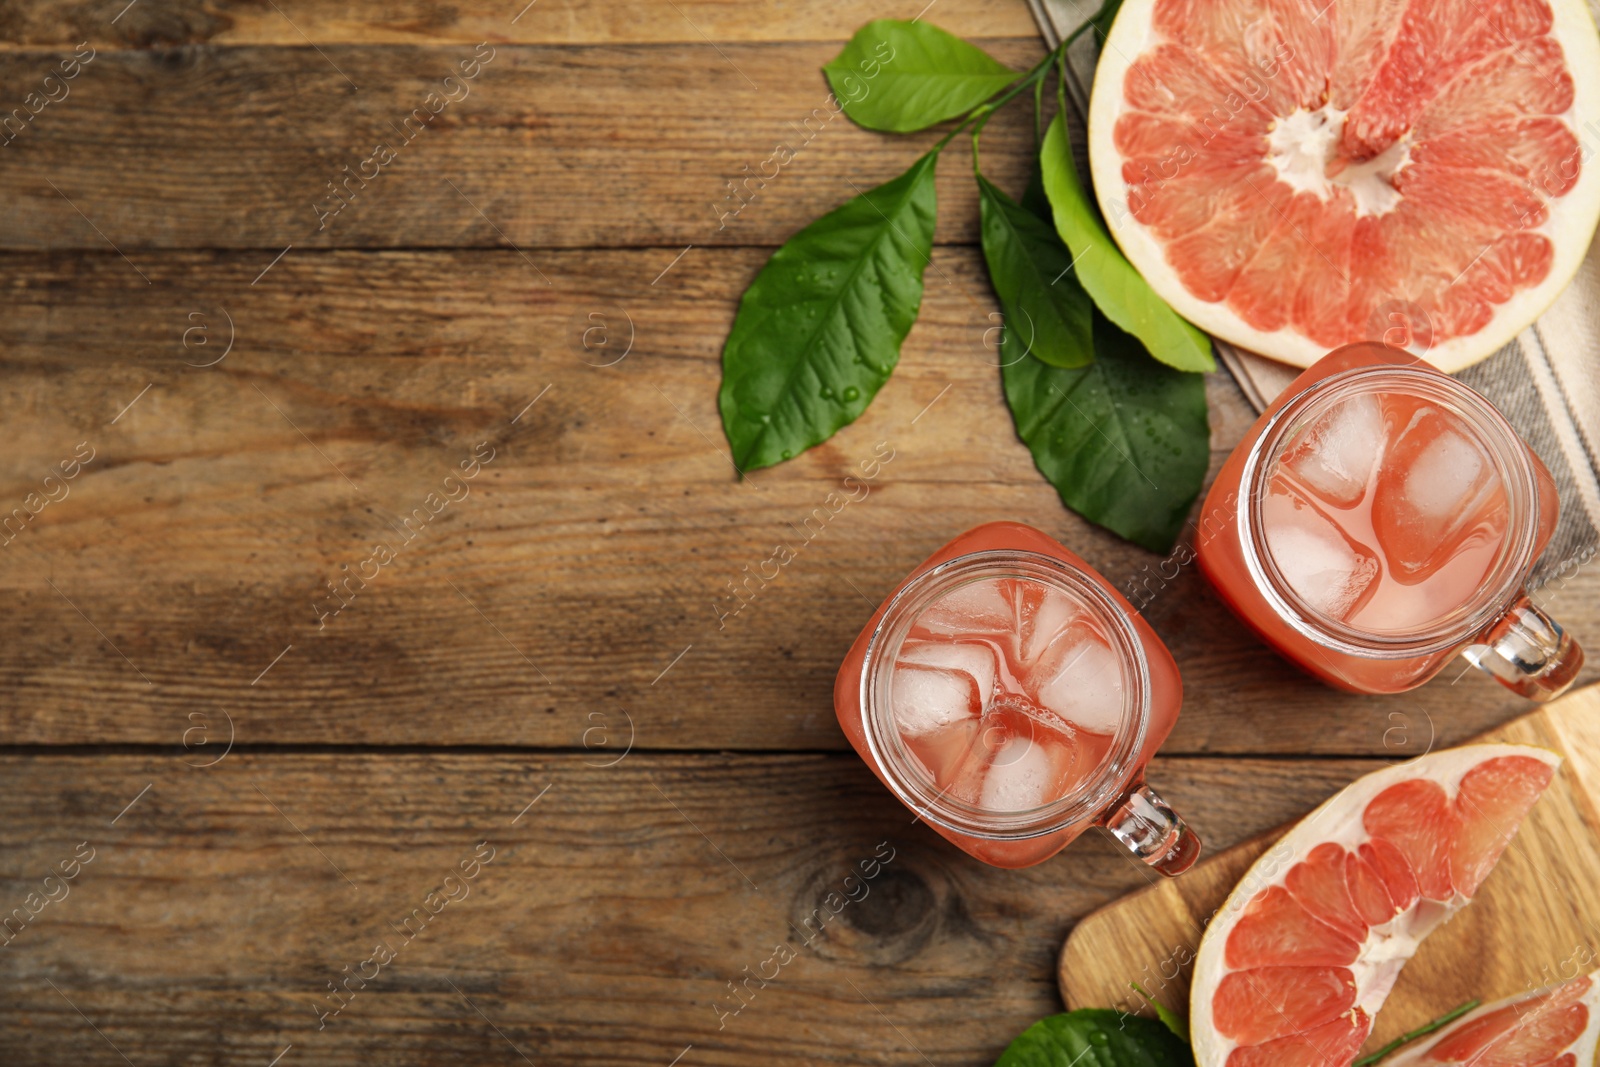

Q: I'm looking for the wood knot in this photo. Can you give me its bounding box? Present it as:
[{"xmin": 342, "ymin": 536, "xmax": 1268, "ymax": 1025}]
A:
[{"xmin": 787, "ymin": 844, "xmax": 942, "ymax": 965}]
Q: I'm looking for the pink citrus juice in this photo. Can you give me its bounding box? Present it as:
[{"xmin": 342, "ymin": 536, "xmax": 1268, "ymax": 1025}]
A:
[
  {"xmin": 1266, "ymin": 389, "xmax": 1510, "ymax": 633},
  {"xmin": 892, "ymin": 575, "xmax": 1121, "ymax": 813},
  {"xmin": 1198, "ymin": 343, "xmax": 1566, "ymax": 694},
  {"xmin": 835, "ymin": 522, "xmax": 1189, "ymax": 870}
]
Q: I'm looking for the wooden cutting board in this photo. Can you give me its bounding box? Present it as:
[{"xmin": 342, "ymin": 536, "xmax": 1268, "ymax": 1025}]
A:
[{"xmin": 1058, "ymin": 682, "xmax": 1600, "ymax": 1052}]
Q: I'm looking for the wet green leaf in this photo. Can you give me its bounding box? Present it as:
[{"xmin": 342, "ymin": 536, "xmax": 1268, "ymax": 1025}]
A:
[
  {"xmin": 978, "ymin": 173, "xmax": 1094, "ymax": 369},
  {"xmin": 1003, "ymin": 312, "xmax": 1209, "ymax": 552},
  {"xmin": 719, "ymin": 152, "xmax": 939, "ymax": 472},
  {"xmin": 995, "ymin": 1009, "xmax": 1195, "ymax": 1067},
  {"xmin": 1039, "ymin": 112, "xmax": 1214, "ymax": 373},
  {"xmin": 824, "ymin": 20, "xmax": 1021, "ymax": 133}
]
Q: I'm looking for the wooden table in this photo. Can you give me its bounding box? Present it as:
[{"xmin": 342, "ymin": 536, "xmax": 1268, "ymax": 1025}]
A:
[{"xmin": 1, "ymin": 2, "xmax": 1595, "ymax": 1063}]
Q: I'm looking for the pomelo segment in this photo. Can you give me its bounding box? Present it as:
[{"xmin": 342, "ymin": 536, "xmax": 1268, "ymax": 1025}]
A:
[
  {"xmin": 1088, "ymin": 0, "xmax": 1600, "ymax": 371},
  {"xmin": 1191, "ymin": 745, "xmax": 1560, "ymax": 1067},
  {"xmin": 1387, "ymin": 970, "xmax": 1600, "ymax": 1067}
]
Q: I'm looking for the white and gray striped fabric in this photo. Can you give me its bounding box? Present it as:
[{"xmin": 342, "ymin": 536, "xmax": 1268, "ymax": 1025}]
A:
[{"xmin": 1028, "ymin": 0, "xmax": 1600, "ymax": 585}]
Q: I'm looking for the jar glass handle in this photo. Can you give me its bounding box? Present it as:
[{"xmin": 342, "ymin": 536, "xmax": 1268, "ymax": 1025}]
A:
[
  {"xmin": 1462, "ymin": 592, "xmax": 1584, "ymax": 701},
  {"xmin": 1100, "ymin": 781, "xmax": 1201, "ymax": 877}
]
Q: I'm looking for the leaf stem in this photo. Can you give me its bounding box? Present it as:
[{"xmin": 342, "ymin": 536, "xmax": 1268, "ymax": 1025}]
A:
[
  {"xmin": 1033, "ymin": 68, "xmax": 1047, "ymax": 148},
  {"xmin": 934, "ymin": 16, "xmax": 1096, "ymax": 157},
  {"xmin": 1129, "ymin": 981, "xmax": 1190, "ymax": 1043},
  {"xmin": 1351, "ymin": 1001, "xmax": 1481, "ymax": 1067}
]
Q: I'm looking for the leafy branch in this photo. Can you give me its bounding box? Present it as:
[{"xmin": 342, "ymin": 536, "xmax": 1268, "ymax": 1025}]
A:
[{"xmin": 718, "ymin": 8, "xmax": 1213, "ymax": 552}]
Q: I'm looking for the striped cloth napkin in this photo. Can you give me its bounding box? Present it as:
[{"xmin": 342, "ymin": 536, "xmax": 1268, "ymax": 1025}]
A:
[{"xmin": 1027, "ymin": 0, "xmax": 1600, "ymax": 586}]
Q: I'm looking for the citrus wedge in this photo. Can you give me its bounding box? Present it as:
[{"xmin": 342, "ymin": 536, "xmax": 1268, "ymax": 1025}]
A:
[
  {"xmin": 1388, "ymin": 970, "xmax": 1600, "ymax": 1067},
  {"xmin": 1088, "ymin": 0, "xmax": 1600, "ymax": 371},
  {"xmin": 1191, "ymin": 744, "xmax": 1561, "ymax": 1067}
]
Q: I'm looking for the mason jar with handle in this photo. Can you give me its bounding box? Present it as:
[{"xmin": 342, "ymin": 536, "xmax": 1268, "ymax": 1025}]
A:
[
  {"xmin": 834, "ymin": 522, "xmax": 1200, "ymax": 875},
  {"xmin": 1196, "ymin": 342, "xmax": 1582, "ymax": 699}
]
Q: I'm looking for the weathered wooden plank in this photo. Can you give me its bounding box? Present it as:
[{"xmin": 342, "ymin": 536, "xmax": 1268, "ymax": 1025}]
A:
[
  {"xmin": 2, "ymin": 246, "xmax": 1592, "ymax": 750},
  {"xmin": 0, "ymin": 39, "xmax": 1043, "ymax": 251},
  {"xmin": 1, "ymin": 0, "xmax": 1041, "ymax": 49},
  {"xmin": 0, "ymin": 752, "xmax": 1382, "ymax": 1066}
]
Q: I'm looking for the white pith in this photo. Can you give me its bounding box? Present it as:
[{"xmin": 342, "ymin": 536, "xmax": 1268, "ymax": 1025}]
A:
[
  {"xmin": 1087, "ymin": 0, "xmax": 1600, "ymax": 372},
  {"xmin": 1188, "ymin": 744, "xmax": 1563, "ymax": 1067},
  {"xmin": 1267, "ymin": 108, "xmax": 1410, "ymax": 217},
  {"xmin": 1385, "ymin": 967, "xmax": 1600, "ymax": 1067}
]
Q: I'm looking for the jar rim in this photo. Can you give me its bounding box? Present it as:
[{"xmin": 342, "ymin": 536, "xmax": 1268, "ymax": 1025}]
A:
[
  {"xmin": 859, "ymin": 549, "xmax": 1150, "ymax": 840},
  {"xmin": 1238, "ymin": 363, "xmax": 1540, "ymax": 658}
]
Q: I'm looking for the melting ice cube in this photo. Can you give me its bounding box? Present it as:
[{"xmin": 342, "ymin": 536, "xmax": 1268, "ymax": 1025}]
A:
[
  {"xmin": 1371, "ymin": 407, "xmax": 1504, "ymax": 582},
  {"xmin": 1263, "ymin": 479, "xmax": 1380, "ymax": 620},
  {"xmin": 913, "ymin": 579, "xmax": 1014, "ymax": 639},
  {"xmin": 898, "ymin": 641, "xmax": 998, "ymax": 706},
  {"xmin": 1279, "ymin": 393, "xmax": 1385, "ymax": 508},
  {"xmin": 979, "ymin": 736, "xmax": 1074, "ymax": 812},
  {"xmin": 890, "ymin": 660, "xmax": 983, "ymax": 738},
  {"xmin": 1033, "ymin": 633, "xmax": 1126, "ymax": 736},
  {"xmin": 1017, "ymin": 587, "xmax": 1085, "ymax": 664}
]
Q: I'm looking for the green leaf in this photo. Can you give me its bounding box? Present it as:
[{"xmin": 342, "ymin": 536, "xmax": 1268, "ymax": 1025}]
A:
[
  {"xmin": 1087, "ymin": 0, "xmax": 1126, "ymax": 44},
  {"xmin": 1039, "ymin": 112, "xmax": 1214, "ymax": 373},
  {"xmin": 1130, "ymin": 982, "xmax": 1190, "ymax": 1043},
  {"xmin": 719, "ymin": 151, "xmax": 939, "ymax": 472},
  {"xmin": 1021, "ymin": 163, "xmax": 1053, "ymax": 222},
  {"xmin": 978, "ymin": 174, "xmax": 1093, "ymax": 369},
  {"xmin": 824, "ymin": 20, "xmax": 1021, "ymax": 133},
  {"xmin": 1003, "ymin": 312, "xmax": 1209, "ymax": 552},
  {"xmin": 995, "ymin": 1009, "xmax": 1195, "ymax": 1067}
]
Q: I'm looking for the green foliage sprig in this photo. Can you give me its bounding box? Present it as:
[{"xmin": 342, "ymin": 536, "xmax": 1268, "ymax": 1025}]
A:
[{"xmin": 718, "ymin": 7, "xmax": 1213, "ymax": 553}]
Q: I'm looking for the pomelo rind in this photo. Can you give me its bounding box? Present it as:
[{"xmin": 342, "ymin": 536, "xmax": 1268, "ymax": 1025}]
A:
[
  {"xmin": 1189, "ymin": 743, "xmax": 1563, "ymax": 1067},
  {"xmin": 1384, "ymin": 968, "xmax": 1600, "ymax": 1067}
]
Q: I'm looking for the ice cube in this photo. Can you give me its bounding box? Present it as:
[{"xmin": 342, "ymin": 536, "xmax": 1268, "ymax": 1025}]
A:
[
  {"xmin": 1262, "ymin": 478, "xmax": 1380, "ymax": 620},
  {"xmin": 1279, "ymin": 393, "xmax": 1385, "ymax": 508},
  {"xmin": 1033, "ymin": 633, "xmax": 1126, "ymax": 735},
  {"xmin": 913, "ymin": 578, "xmax": 1014, "ymax": 639},
  {"xmin": 897, "ymin": 640, "xmax": 998, "ymax": 706},
  {"xmin": 1371, "ymin": 407, "xmax": 1504, "ymax": 582},
  {"xmin": 890, "ymin": 661, "xmax": 983, "ymax": 737},
  {"xmin": 979, "ymin": 736, "xmax": 1074, "ymax": 812},
  {"xmin": 1018, "ymin": 587, "xmax": 1086, "ymax": 664},
  {"xmin": 903, "ymin": 718, "xmax": 981, "ymax": 791}
]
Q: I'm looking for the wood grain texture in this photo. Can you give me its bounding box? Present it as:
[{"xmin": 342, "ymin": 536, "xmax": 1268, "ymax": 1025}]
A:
[
  {"xmin": 0, "ymin": 39, "xmax": 1042, "ymax": 251},
  {"xmin": 0, "ymin": 0, "xmax": 1041, "ymax": 48},
  {"xmin": 0, "ymin": 751, "xmax": 1378, "ymax": 1066},
  {"xmin": 6, "ymin": 1, "xmax": 1600, "ymax": 1063},
  {"xmin": 2, "ymin": 247, "xmax": 1591, "ymax": 749},
  {"xmin": 1058, "ymin": 684, "xmax": 1600, "ymax": 1051}
]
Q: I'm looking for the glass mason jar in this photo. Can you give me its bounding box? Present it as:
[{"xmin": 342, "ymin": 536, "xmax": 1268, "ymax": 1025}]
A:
[
  {"xmin": 1197, "ymin": 342, "xmax": 1582, "ymax": 699},
  {"xmin": 833, "ymin": 522, "xmax": 1199, "ymax": 874}
]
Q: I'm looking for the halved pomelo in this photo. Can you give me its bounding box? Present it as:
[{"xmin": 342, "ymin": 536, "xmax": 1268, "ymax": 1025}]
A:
[
  {"xmin": 1387, "ymin": 970, "xmax": 1600, "ymax": 1067},
  {"xmin": 1087, "ymin": 0, "xmax": 1600, "ymax": 371},
  {"xmin": 1190, "ymin": 744, "xmax": 1560, "ymax": 1067}
]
